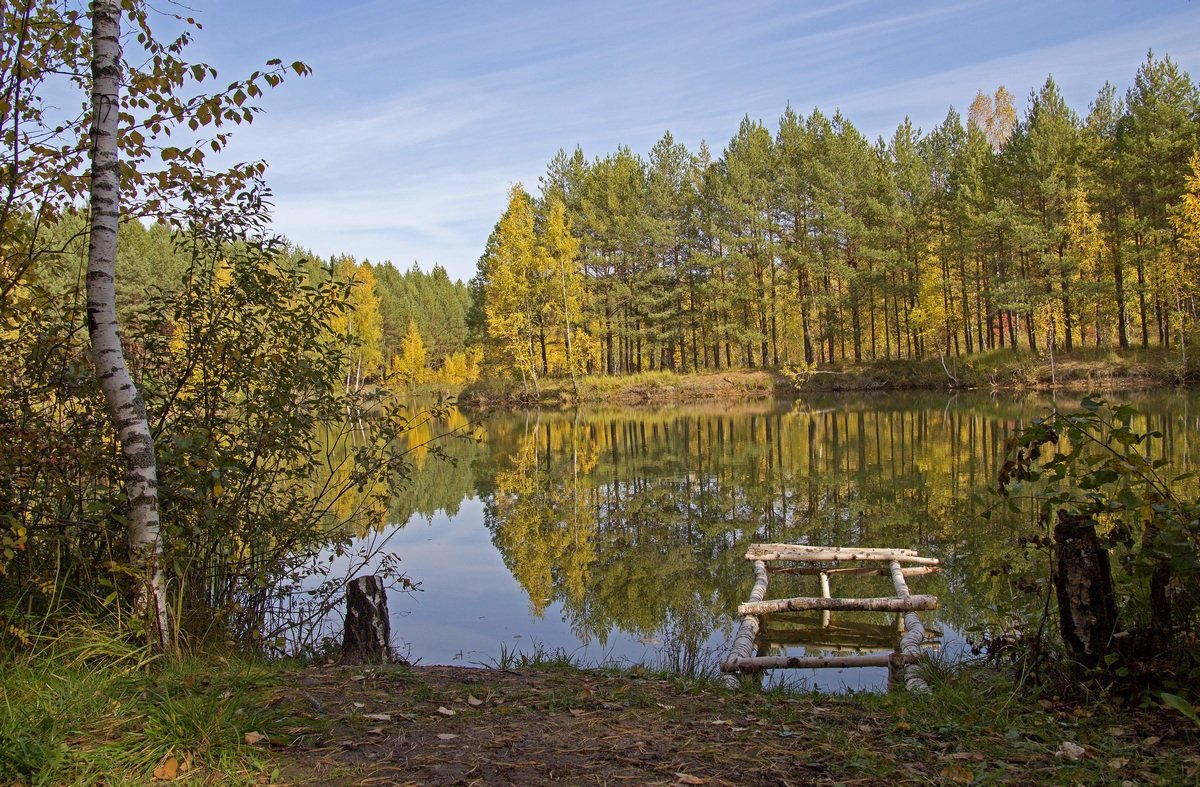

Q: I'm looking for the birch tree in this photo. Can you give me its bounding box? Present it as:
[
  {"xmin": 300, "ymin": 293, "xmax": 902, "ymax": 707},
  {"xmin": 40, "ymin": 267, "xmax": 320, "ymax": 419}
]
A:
[
  {"xmin": 86, "ymin": 0, "xmax": 172, "ymax": 649},
  {"xmin": 481, "ymin": 186, "xmax": 541, "ymax": 392},
  {"xmin": 540, "ymin": 197, "xmax": 589, "ymax": 393},
  {"xmin": 0, "ymin": 0, "xmax": 308, "ymax": 648}
]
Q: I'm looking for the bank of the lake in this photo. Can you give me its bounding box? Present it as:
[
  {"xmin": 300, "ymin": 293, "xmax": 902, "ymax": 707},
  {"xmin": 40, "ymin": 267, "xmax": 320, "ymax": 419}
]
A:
[
  {"xmin": 5, "ymin": 641, "xmax": 1199, "ymax": 785},
  {"xmin": 460, "ymin": 348, "xmax": 1199, "ymax": 407}
]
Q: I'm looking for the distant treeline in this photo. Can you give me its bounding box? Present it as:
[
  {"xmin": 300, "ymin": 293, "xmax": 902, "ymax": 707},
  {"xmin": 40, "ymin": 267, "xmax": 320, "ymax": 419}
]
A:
[
  {"xmin": 471, "ymin": 53, "xmax": 1200, "ymax": 388},
  {"xmin": 33, "ymin": 216, "xmax": 476, "ymax": 390},
  {"xmin": 31, "ymin": 54, "xmax": 1200, "ymax": 396}
]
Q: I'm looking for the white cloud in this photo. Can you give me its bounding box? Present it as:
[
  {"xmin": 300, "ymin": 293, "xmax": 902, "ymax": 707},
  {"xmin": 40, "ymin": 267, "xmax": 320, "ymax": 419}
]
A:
[{"xmin": 194, "ymin": 0, "xmax": 1200, "ymax": 283}]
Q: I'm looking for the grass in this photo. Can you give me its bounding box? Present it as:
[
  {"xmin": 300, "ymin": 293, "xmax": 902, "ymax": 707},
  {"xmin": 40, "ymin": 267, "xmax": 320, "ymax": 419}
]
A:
[
  {"xmin": 0, "ymin": 621, "xmax": 303, "ymax": 785},
  {"xmin": 484, "ymin": 640, "xmax": 588, "ymax": 671}
]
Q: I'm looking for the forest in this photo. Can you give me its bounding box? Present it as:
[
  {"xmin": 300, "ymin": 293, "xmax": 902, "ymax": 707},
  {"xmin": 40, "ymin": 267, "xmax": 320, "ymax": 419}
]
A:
[
  {"xmin": 5, "ymin": 0, "xmax": 1199, "ymax": 652},
  {"xmin": 471, "ymin": 54, "xmax": 1200, "ymax": 388},
  {"xmin": 13, "ymin": 55, "xmax": 1199, "ymax": 412},
  {"xmin": 4, "ymin": 3, "xmax": 1200, "ymax": 783}
]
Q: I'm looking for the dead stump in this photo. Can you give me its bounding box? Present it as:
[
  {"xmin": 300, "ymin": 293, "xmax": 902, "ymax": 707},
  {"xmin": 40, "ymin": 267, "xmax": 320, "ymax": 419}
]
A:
[
  {"xmin": 1053, "ymin": 511, "xmax": 1117, "ymax": 668},
  {"xmin": 341, "ymin": 575, "xmax": 391, "ymax": 665}
]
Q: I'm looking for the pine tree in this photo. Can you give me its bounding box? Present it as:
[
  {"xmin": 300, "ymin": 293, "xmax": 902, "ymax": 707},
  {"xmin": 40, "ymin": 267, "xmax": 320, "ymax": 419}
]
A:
[{"xmin": 1120, "ymin": 52, "xmax": 1200, "ymax": 348}]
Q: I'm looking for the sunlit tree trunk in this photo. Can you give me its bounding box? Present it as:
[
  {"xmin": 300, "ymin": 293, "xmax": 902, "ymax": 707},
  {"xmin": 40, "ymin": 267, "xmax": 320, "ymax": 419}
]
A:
[{"xmin": 87, "ymin": 0, "xmax": 172, "ymax": 652}]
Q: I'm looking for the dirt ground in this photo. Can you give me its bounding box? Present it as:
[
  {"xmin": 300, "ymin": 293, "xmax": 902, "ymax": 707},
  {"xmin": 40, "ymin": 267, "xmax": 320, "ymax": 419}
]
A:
[{"xmin": 270, "ymin": 664, "xmax": 1199, "ymax": 786}]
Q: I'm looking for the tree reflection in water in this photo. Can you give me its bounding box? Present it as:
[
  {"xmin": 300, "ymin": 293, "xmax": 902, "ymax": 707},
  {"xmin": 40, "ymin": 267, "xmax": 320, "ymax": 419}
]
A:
[{"xmin": 364, "ymin": 392, "xmax": 1200, "ymax": 686}]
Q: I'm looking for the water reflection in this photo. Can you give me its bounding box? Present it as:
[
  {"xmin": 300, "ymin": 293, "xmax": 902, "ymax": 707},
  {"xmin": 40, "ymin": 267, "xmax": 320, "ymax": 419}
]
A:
[{"xmin": 351, "ymin": 391, "xmax": 1200, "ymax": 690}]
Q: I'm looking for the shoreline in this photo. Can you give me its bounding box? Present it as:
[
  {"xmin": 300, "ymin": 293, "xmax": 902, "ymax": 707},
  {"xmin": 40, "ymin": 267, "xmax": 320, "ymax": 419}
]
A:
[{"xmin": 459, "ymin": 349, "xmax": 1197, "ymax": 408}]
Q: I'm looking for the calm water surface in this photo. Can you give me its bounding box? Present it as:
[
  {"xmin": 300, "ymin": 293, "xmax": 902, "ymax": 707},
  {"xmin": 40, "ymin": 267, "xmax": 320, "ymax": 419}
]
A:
[{"xmin": 332, "ymin": 390, "xmax": 1200, "ymax": 691}]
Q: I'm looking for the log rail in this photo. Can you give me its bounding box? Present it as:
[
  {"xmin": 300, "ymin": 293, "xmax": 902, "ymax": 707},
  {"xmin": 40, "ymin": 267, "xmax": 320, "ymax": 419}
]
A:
[{"xmin": 721, "ymin": 543, "xmax": 940, "ymax": 693}]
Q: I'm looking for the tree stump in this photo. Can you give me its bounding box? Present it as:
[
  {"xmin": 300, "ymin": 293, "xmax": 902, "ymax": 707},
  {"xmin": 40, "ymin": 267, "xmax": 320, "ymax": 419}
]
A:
[
  {"xmin": 1053, "ymin": 511, "xmax": 1118, "ymax": 667},
  {"xmin": 341, "ymin": 575, "xmax": 392, "ymax": 665}
]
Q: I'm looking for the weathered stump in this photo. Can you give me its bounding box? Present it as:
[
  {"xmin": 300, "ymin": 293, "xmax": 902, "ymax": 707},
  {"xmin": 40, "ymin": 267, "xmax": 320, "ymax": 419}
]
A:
[
  {"xmin": 1053, "ymin": 511, "xmax": 1117, "ymax": 667},
  {"xmin": 341, "ymin": 575, "xmax": 391, "ymax": 665}
]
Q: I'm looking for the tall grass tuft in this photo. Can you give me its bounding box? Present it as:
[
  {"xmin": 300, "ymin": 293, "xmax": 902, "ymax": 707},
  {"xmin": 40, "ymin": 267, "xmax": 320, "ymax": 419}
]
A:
[{"xmin": 0, "ymin": 620, "xmax": 296, "ymax": 784}]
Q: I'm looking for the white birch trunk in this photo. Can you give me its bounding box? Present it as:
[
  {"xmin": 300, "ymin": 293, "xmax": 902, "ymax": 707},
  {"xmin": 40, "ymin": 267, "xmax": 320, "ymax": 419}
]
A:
[
  {"xmin": 87, "ymin": 0, "xmax": 172, "ymax": 652},
  {"xmin": 771, "ymin": 565, "xmax": 941, "ymax": 578},
  {"xmin": 722, "ymin": 652, "xmax": 915, "ymax": 673},
  {"xmin": 560, "ymin": 259, "xmax": 579, "ymax": 400},
  {"xmin": 722, "ymin": 559, "xmax": 769, "ymax": 680},
  {"xmin": 745, "ymin": 544, "xmax": 939, "ymax": 565},
  {"xmin": 738, "ymin": 595, "xmax": 938, "ymax": 616},
  {"xmin": 889, "ymin": 559, "xmax": 930, "ymax": 693}
]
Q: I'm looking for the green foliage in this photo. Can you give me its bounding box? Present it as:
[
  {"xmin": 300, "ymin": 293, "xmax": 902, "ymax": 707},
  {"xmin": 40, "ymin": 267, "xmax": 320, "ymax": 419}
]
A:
[
  {"xmin": 470, "ymin": 53, "xmax": 1200, "ymax": 381},
  {"xmin": 1159, "ymin": 690, "xmax": 1200, "ymax": 728},
  {"xmin": 995, "ymin": 396, "xmax": 1200, "ymax": 690},
  {"xmin": 131, "ymin": 227, "xmax": 418, "ymax": 649},
  {"xmin": 1, "ymin": 211, "xmax": 420, "ymax": 650},
  {"xmin": 0, "ymin": 0, "xmax": 454, "ymax": 660},
  {"xmin": 375, "ymin": 262, "xmax": 473, "ymax": 377},
  {"xmin": 0, "ymin": 622, "xmax": 293, "ymax": 783}
]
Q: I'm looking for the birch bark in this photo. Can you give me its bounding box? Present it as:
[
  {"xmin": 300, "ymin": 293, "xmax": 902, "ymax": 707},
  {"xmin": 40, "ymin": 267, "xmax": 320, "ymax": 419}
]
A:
[{"xmin": 87, "ymin": 0, "xmax": 172, "ymax": 651}]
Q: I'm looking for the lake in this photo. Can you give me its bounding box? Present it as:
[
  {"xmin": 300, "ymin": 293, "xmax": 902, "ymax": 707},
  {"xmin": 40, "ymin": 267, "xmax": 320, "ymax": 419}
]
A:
[{"xmin": 323, "ymin": 390, "xmax": 1200, "ymax": 691}]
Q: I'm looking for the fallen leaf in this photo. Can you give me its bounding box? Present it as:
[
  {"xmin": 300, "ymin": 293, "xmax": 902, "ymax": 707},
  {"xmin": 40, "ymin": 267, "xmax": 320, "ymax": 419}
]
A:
[
  {"xmin": 1142, "ymin": 736, "xmax": 1161, "ymax": 747},
  {"xmin": 1108, "ymin": 757, "xmax": 1128, "ymax": 770},
  {"xmin": 436, "ymin": 733, "xmax": 459, "ymax": 740},
  {"xmin": 895, "ymin": 721, "xmax": 912, "ymax": 732},
  {"xmin": 710, "ymin": 719, "xmax": 729, "ymax": 725},
  {"xmin": 675, "ymin": 774, "xmax": 706, "ymax": 785},
  {"xmin": 569, "ymin": 708, "xmax": 585, "ymax": 717},
  {"xmin": 366, "ymin": 726, "xmax": 384, "ymax": 735},
  {"xmin": 152, "ymin": 756, "xmax": 179, "ymax": 780},
  {"xmin": 363, "ymin": 713, "xmax": 391, "ymax": 721},
  {"xmin": 657, "ymin": 703, "xmax": 675, "ymax": 710},
  {"xmin": 467, "ymin": 694, "xmax": 484, "ymax": 707},
  {"xmin": 940, "ymin": 764, "xmax": 974, "ymax": 783},
  {"xmin": 352, "ymin": 702, "xmax": 365, "ymax": 709},
  {"xmin": 437, "ymin": 706, "xmax": 456, "ymax": 716},
  {"xmin": 244, "ymin": 731, "xmax": 267, "ymax": 745},
  {"xmin": 1056, "ymin": 741, "xmax": 1086, "ymax": 761}
]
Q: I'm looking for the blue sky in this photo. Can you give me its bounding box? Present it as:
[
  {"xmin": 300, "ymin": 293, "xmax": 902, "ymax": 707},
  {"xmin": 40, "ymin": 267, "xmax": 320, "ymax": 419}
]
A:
[{"xmin": 180, "ymin": 0, "xmax": 1200, "ymax": 283}]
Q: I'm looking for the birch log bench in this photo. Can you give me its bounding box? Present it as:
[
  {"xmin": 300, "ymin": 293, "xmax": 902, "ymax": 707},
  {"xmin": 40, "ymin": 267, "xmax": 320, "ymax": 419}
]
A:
[{"xmin": 721, "ymin": 544, "xmax": 941, "ymax": 692}]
